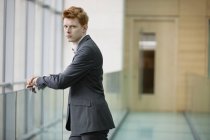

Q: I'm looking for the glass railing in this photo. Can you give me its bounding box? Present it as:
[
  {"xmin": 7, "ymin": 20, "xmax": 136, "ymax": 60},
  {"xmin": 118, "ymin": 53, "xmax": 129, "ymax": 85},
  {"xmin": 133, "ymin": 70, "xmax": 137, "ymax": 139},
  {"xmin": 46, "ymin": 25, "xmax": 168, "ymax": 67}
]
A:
[
  {"xmin": 186, "ymin": 74, "xmax": 210, "ymax": 140},
  {"xmin": 0, "ymin": 88, "xmax": 64, "ymax": 140},
  {"xmin": 0, "ymin": 91, "xmax": 16, "ymax": 140},
  {"xmin": 103, "ymin": 71, "xmax": 128, "ymax": 139},
  {"xmin": 0, "ymin": 83, "xmax": 127, "ymax": 140}
]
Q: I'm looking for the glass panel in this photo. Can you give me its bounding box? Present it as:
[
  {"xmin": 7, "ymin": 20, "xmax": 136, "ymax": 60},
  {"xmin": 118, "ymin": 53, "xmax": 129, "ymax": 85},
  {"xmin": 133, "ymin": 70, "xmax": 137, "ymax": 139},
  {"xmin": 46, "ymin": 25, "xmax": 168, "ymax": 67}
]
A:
[
  {"xmin": 103, "ymin": 71, "xmax": 127, "ymax": 139},
  {"xmin": 0, "ymin": 93, "xmax": 3, "ymax": 140},
  {"xmin": 104, "ymin": 71, "xmax": 121, "ymax": 94},
  {"xmin": 139, "ymin": 33, "xmax": 156, "ymax": 94},
  {"xmin": 186, "ymin": 74, "xmax": 210, "ymax": 139},
  {"xmin": 42, "ymin": 88, "xmax": 63, "ymax": 139},
  {"xmin": 26, "ymin": 0, "xmax": 35, "ymax": 76},
  {"xmin": 16, "ymin": 88, "xmax": 63, "ymax": 140},
  {"xmin": 0, "ymin": 0, "xmax": 4, "ymax": 86},
  {"xmin": 54, "ymin": 14, "xmax": 63, "ymax": 73},
  {"xmin": 16, "ymin": 90, "xmax": 27, "ymax": 140},
  {"xmin": 0, "ymin": 92, "xmax": 16, "ymax": 140}
]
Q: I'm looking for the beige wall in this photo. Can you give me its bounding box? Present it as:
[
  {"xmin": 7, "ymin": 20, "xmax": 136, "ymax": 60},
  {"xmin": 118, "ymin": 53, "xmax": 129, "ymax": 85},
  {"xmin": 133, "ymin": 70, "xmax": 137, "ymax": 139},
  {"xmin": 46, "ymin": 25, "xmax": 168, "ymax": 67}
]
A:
[
  {"xmin": 177, "ymin": 0, "xmax": 208, "ymax": 111},
  {"xmin": 125, "ymin": 0, "xmax": 209, "ymax": 111}
]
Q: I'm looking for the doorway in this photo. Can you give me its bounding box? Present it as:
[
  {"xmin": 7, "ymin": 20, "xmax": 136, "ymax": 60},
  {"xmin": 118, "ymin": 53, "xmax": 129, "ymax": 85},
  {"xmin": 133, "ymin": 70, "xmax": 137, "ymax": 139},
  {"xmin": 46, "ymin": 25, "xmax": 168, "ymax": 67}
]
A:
[{"xmin": 130, "ymin": 19, "xmax": 177, "ymax": 111}]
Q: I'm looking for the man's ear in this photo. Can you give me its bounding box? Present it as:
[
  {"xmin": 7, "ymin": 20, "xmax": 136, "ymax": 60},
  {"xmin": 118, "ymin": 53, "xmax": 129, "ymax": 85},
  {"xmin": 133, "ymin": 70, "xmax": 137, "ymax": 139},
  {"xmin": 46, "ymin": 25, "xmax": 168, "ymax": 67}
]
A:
[{"xmin": 83, "ymin": 24, "xmax": 88, "ymax": 32}]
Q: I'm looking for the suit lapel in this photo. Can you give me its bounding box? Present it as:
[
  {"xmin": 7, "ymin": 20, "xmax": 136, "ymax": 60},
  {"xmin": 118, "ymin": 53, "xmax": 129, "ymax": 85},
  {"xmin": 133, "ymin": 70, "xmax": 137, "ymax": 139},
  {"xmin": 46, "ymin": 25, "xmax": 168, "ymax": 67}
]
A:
[
  {"xmin": 72, "ymin": 35, "xmax": 91, "ymax": 62},
  {"xmin": 76, "ymin": 35, "xmax": 90, "ymax": 52}
]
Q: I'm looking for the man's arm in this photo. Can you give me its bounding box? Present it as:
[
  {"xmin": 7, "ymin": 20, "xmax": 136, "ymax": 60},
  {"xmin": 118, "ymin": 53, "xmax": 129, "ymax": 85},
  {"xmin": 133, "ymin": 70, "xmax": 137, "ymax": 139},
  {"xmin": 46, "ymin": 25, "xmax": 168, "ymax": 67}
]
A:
[{"xmin": 35, "ymin": 46, "xmax": 95, "ymax": 89}]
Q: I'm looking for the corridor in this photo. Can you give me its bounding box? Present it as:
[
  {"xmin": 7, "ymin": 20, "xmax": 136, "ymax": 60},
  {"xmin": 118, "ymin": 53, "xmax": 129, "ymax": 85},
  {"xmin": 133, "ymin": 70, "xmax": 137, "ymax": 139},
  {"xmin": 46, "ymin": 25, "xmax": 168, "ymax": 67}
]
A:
[{"xmin": 1, "ymin": 0, "xmax": 210, "ymax": 140}]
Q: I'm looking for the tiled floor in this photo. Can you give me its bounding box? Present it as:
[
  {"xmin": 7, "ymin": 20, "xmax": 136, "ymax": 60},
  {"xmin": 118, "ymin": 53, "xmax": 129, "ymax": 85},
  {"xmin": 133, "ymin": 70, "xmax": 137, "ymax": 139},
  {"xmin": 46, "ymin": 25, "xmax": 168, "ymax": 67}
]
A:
[{"xmin": 112, "ymin": 112, "xmax": 195, "ymax": 140}]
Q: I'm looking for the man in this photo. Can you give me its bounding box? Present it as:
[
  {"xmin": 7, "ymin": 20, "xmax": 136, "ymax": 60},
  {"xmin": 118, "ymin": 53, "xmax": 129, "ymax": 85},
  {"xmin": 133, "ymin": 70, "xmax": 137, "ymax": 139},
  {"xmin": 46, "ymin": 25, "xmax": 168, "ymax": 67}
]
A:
[{"xmin": 27, "ymin": 6, "xmax": 115, "ymax": 140}]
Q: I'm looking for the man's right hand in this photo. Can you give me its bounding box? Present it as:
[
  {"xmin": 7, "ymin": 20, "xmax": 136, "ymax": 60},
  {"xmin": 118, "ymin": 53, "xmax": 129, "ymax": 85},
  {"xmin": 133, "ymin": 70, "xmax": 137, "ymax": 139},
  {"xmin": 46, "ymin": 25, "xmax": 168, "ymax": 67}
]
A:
[{"xmin": 26, "ymin": 76, "xmax": 38, "ymax": 93}]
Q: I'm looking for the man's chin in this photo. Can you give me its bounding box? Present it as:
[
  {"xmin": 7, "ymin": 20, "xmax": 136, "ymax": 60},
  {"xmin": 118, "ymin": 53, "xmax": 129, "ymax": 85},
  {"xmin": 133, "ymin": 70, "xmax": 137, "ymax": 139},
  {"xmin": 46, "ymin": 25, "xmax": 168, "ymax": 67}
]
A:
[{"xmin": 68, "ymin": 39, "xmax": 73, "ymax": 42}]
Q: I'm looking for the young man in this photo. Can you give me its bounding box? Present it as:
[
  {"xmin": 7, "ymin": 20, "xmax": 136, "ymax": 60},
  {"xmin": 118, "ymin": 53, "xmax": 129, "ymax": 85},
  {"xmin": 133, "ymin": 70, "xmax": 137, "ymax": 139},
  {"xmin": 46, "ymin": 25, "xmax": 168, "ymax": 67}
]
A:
[{"xmin": 27, "ymin": 6, "xmax": 115, "ymax": 140}]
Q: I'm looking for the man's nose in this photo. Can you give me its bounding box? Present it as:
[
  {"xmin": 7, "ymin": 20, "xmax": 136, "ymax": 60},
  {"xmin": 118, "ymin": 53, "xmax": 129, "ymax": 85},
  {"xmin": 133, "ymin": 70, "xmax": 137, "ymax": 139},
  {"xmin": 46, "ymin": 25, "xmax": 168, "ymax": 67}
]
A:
[{"xmin": 67, "ymin": 27, "xmax": 71, "ymax": 33}]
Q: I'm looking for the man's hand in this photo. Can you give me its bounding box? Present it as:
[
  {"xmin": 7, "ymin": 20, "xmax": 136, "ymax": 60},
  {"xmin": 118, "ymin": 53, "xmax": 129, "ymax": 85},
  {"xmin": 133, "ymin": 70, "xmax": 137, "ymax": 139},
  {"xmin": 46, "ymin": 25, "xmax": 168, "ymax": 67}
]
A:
[{"xmin": 26, "ymin": 76, "xmax": 38, "ymax": 93}]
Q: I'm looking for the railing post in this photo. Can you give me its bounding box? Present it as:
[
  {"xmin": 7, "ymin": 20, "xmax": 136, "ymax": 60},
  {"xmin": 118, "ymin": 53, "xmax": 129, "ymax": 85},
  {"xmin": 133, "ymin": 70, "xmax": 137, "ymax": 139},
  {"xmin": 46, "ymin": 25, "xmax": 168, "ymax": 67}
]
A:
[{"xmin": 3, "ymin": 0, "xmax": 15, "ymax": 138}]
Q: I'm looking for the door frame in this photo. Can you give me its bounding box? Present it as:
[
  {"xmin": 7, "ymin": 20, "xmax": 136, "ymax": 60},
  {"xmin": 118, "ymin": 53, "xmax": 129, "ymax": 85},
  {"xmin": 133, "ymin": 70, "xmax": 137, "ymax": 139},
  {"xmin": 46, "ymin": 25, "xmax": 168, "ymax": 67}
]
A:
[{"xmin": 125, "ymin": 16, "xmax": 178, "ymax": 111}]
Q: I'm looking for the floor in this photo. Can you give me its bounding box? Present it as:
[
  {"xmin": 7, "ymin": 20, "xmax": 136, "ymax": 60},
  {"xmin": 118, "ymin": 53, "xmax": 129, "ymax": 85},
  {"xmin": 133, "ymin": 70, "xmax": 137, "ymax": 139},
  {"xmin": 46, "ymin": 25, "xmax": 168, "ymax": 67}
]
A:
[
  {"xmin": 31, "ymin": 112, "xmax": 210, "ymax": 140},
  {"xmin": 112, "ymin": 112, "xmax": 195, "ymax": 140}
]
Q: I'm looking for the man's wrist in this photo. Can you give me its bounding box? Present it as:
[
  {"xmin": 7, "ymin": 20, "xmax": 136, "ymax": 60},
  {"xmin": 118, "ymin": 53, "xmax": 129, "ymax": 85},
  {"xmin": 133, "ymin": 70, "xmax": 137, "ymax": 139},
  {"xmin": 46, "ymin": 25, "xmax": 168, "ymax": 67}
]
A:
[{"xmin": 33, "ymin": 77, "xmax": 39, "ymax": 86}]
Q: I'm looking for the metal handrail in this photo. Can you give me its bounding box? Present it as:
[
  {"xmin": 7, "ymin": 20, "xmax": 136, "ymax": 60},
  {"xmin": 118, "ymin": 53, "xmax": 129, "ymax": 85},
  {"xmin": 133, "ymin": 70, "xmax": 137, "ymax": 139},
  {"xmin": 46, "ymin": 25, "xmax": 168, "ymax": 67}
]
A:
[{"xmin": 0, "ymin": 81, "xmax": 26, "ymax": 87}]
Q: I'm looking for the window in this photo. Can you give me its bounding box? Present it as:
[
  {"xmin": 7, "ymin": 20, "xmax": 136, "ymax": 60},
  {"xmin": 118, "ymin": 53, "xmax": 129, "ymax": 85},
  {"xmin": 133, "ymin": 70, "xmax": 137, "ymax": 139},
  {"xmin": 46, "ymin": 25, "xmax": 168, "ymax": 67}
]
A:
[{"xmin": 139, "ymin": 33, "xmax": 156, "ymax": 94}]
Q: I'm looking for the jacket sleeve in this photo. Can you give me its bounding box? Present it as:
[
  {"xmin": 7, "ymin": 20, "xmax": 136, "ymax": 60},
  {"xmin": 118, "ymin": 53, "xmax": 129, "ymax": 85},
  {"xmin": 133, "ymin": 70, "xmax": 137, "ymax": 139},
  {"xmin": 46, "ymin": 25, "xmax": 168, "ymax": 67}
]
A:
[{"xmin": 36, "ymin": 46, "xmax": 95, "ymax": 89}]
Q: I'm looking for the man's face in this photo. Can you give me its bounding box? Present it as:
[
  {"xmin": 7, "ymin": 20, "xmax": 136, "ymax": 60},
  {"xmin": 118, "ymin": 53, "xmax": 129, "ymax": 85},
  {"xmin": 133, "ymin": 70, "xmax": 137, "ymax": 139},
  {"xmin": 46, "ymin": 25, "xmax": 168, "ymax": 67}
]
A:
[{"xmin": 63, "ymin": 18, "xmax": 87, "ymax": 43}]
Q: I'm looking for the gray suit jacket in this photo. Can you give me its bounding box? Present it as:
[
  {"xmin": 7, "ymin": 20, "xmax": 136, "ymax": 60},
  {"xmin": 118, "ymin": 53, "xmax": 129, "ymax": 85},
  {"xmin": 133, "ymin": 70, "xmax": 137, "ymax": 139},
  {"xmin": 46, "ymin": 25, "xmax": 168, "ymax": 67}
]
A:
[{"xmin": 36, "ymin": 35, "xmax": 115, "ymax": 135}]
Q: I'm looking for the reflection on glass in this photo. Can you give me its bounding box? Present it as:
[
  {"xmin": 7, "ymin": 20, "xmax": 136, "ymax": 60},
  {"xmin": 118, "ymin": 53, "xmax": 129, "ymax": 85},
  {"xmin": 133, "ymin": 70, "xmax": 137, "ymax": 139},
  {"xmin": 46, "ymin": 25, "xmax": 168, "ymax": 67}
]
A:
[
  {"xmin": 0, "ymin": 93, "xmax": 3, "ymax": 140},
  {"xmin": 139, "ymin": 33, "xmax": 156, "ymax": 94}
]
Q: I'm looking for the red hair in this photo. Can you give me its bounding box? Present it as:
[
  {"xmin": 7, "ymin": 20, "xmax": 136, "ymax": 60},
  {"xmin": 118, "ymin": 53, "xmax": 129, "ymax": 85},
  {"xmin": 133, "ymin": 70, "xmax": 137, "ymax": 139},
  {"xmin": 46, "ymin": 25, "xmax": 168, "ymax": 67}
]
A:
[{"xmin": 62, "ymin": 6, "xmax": 89, "ymax": 26}]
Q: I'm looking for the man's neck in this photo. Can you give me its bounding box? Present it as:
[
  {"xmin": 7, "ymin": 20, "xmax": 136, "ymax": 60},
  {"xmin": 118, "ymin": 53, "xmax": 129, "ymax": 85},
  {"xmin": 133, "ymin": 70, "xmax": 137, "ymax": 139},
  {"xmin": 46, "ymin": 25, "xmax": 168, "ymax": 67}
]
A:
[
  {"xmin": 73, "ymin": 34, "xmax": 87, "ymax": 46},
  {"xmin": 71, "ymin": 34, "xmax": 87, "ymax": 53}
]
